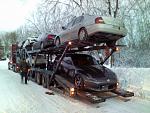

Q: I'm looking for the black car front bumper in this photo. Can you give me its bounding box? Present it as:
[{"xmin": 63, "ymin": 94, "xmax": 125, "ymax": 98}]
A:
[{"xmin": 84, "ymin": 80, "xmax": 117, "ymax": 92}]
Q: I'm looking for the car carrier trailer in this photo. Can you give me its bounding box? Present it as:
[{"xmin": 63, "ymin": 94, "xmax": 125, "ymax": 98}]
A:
[{"xmin": 22, "ymin": 41, "xmax": 134, "ymax": 103}]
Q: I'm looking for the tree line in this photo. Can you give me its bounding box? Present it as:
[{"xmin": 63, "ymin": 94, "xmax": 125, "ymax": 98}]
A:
[{"xmin": 0, "ymin": 0, "xmax": 149, "ymax": 67}]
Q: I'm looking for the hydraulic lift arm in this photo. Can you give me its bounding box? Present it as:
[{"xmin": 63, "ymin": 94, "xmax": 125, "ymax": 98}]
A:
[
  {"xmin": 49, "ymin": 42, "xmax": 71, "ymax": 85},
  {"xmin": 100, "ymin": 48, "xmax": 116, "ymax": 65}
]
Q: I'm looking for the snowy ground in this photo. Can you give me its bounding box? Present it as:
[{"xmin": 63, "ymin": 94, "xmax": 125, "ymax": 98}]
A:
[
  {"xmin": 112, "ymin": 68, "xmax": 150, "ymax": 99},
  {"xmin": 0, "ymin": 59, "xmax": 150, "ymax": 113}
]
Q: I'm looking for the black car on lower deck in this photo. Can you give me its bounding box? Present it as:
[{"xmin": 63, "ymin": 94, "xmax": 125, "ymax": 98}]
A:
[{"xmin": 54, "ymin": 54, "xmax": 118, "ymax": 92}]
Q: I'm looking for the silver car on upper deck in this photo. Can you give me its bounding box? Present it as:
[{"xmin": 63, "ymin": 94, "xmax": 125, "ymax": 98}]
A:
[{"xmin": 55, "ymin": 14, "xmax": 127, "ymax": 47}]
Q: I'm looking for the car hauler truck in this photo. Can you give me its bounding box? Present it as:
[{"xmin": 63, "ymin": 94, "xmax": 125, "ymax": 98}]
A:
[{"xmin": 16, "ymin": 41, "xmax": 134, "ymax": 103}]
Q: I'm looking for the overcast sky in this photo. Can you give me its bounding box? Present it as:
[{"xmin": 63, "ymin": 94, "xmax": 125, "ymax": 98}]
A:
[{"xmin": 0, "ymin": 0, "xmax": 39, "ymax": 32}]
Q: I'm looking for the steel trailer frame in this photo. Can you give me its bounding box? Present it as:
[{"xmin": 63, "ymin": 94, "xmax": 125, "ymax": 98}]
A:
[{"xmin": 23, "ymin": 41, "xmax": 134, "ymax": 103}]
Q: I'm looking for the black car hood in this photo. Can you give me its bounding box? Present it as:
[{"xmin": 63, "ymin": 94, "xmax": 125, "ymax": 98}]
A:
[{"xmin": 77, "ymin": 65, "xmax": 106, "ymax": 78}]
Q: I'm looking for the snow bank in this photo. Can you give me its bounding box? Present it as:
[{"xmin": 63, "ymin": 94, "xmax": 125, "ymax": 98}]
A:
[
  {"xmin": 0, "ymin": 59, "xmax": 9, "ymax": 70},
  {"xmin": 1, "ymin": 60, "xmax": 149, "ymax": 99},
  {"xmin": 112, "ymin": 68, "xmax": 150, "ymax": 99}
]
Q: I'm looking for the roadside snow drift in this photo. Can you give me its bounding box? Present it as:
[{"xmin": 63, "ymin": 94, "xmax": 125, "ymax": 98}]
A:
[
  {"xmin": 0, "ymin": 60, "xmax": 150, "ymax": 113},
  {"xmin": 112, "ymin": 68, "xmax": 150, "ymax": 99}
]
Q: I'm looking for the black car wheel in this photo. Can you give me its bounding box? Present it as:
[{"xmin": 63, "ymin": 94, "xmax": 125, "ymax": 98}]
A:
[
  {"xmin": 55, "ymin": 37, "xmax": 60, "ymax": 47},
  {"xmin": 74, "ymin": 75, "xmax": 84, "ymax": 90},
  {"xmin": 78, "ymin": 28, "xmax": 88, "ymax": 41}
]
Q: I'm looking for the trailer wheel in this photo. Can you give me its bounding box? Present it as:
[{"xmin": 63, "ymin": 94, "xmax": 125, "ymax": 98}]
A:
[
  {"xmin": 8, "ymin": 63, "xmax": 10, "ymax": 70},
  {"xmin": 12, "ymin": 65, "xmax": 16, "ymax": 72},
  {"xmin": 74, "ymin": 75, "xmax": 84, "ymax": 90},
  {"xmin": 42, "ymin": 76, "xmax": 47, "ymax": 88},
  {"xmin": 37, "ymin": 72, "xmax": 42, "ymax": 85}
]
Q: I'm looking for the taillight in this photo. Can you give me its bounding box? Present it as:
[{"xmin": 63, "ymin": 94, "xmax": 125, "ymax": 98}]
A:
[
  {"xmin": 95, "ymin": 17, "xmax": 104, "ymax": 24},
  {"xmin": 47, "ymin": 35, "xmax": 53, "ymax": 39}
]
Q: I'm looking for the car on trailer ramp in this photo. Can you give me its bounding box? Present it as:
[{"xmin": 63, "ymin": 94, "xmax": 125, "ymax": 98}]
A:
[
  {"xmin": 55, "ymin": 14, "xmax": 127, "ymax": 47},
  {"xmin": 54, "ymin": 54, "xmax": 118, "ymax": 92}
]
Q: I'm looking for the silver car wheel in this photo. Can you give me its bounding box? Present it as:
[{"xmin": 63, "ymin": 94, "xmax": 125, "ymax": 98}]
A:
[{"xmin": 78, "ymin": 28, "xmax": 88, "ymax": 41}]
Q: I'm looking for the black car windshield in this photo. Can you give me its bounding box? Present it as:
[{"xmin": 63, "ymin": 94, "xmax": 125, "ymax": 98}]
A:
[{"xmin": 71, "ymin": 54, "xmax": 98, "ymax": 66}]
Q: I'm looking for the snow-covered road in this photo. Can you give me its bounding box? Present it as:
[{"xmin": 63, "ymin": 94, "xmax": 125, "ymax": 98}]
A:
[{"xmin": 0, "ymin": 60, "xmax": 150, "ymax": 113}]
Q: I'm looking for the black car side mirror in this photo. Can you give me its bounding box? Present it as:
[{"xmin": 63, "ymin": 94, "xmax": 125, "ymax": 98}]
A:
[{"xmin": 62, "ymin": 26, "xmax": 67, "ymax": 30}]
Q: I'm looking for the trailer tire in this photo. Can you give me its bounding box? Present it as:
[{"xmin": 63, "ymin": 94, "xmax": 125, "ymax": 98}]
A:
[
  {"xmin": 12, "ymin": 65, "xmax": 15, "ymax": 72},
  {"xmin": 42, "ymin": 75, "xmax": 47, "ymax": 88},
  {"xmin": 8, "ymin": 63, "xmax": 10, "ymax": 70},
  {"xmin": 34, "ymin": 72, "xmax": 38, "ymax": 82},
  {"xmin": 37, "ymin": 72, "xmax": 42, "ymax": 85}
]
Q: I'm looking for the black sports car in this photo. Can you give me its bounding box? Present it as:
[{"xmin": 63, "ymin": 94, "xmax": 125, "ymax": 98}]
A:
[{"xmin": 55, "ymin": 54, "xmax": 118, "ymax": 92}]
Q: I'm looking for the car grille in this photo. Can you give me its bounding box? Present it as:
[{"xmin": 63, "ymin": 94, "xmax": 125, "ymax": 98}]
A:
[{"xmin": 99, "ymin": 84, "xmax": 116, "ymax": 90}]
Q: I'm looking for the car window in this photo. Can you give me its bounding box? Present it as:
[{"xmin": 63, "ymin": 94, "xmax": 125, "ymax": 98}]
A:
[
  {"xmin": 72, "ymin": 55, "xmax": 98, "ymax": 66},
  {"xmin": 66, "ymin": 18, "xmax": 76, "ymax": 28},
  {"xmin": 73, "ymin": 16, "xmax": 83, "ymax": 26}
]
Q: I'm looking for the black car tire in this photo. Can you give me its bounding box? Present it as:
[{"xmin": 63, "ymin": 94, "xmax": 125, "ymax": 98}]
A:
[
  {"xmin": 74, "ymin": 75, "xmax": 84, "ymax": 90},
  {"xmin": 78, "ymin": 28, "xmax": 88, "ymax": 41},
  {"xmin": 55, "ymin": 37, "xmax": 60, "ymax": 47}
]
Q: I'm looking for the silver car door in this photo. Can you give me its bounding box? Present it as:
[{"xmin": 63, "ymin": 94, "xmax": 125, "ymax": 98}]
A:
[
  {"xmin": 66, "ymin": 19, "xmax": 76, "ymax": 42},
  {"xmin": 71, "ymin": 16, "xmax": 84, "ymax": 40},
  {"xmin": 60, "ymin": 18, "xmax": 76, "ymax": 43}
]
